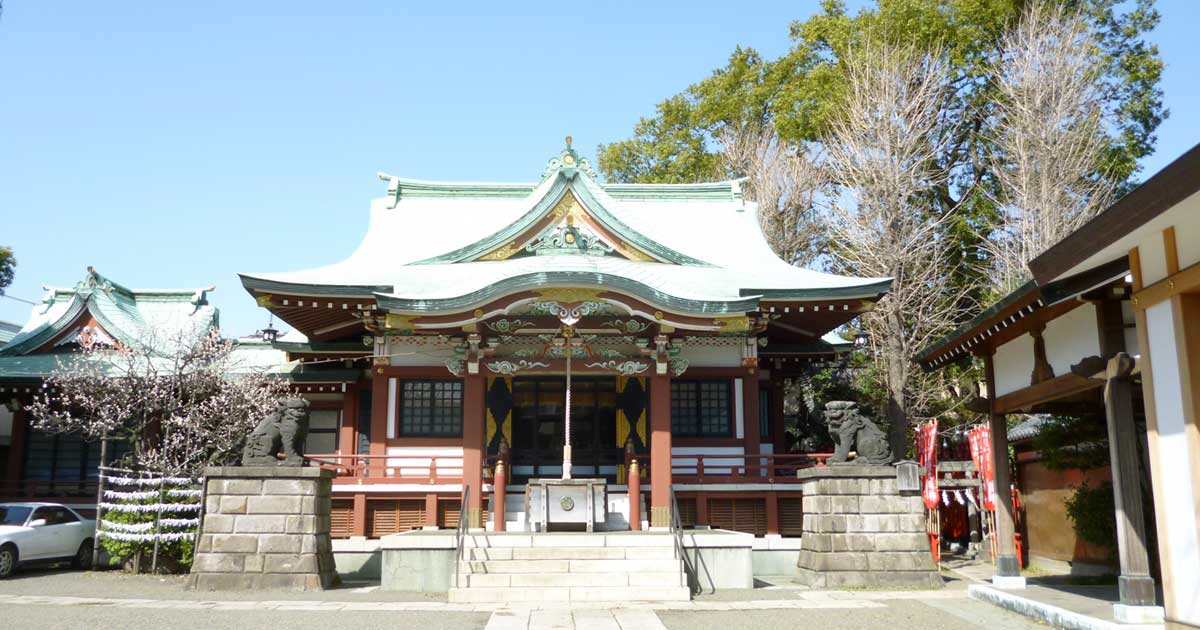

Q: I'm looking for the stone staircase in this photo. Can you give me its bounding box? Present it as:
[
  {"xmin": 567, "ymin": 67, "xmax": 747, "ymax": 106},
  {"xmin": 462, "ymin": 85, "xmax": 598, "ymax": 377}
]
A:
[{"xmin": 447, "ymin": 532, "xmax": 691, "ymax": 603}]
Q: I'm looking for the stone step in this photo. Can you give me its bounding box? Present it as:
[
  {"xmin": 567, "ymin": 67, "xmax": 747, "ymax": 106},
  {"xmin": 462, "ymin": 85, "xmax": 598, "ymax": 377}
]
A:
[
  {"xmin": 460, "ymin": 571, "xmax": 683, "ymax": 588},
  {"xmin": 447, "ymin": 585, "xmax": 691, "ymax": 603},
  {"xmin": 462, "ymin": 557, "xmax": 681, "ymax": 574},
  {"xmin": 463, "ymin": 546, "xmax": 675, "ymax": 561},
  {"xmin": 458, "ymin": 533, "xmax": 675, "ymax": 548}
]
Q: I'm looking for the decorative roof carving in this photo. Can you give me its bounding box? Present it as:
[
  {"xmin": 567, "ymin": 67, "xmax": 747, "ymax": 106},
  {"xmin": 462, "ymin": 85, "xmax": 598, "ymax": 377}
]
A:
[
  {"xmin": 525, "ymin": 219, "xmax": 614, "ymax": 257},
  {"xmin": 542, "ymin": 136, "xmax": 598, "ymax": 181}
]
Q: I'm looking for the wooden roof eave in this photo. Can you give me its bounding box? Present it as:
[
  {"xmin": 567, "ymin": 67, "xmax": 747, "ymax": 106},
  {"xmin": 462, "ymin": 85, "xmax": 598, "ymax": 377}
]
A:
[
  {"xmin": 373, "ymin": 272, "xmax": 761, "ymax": 317},
  {"xmin": 918, "ymin": 257, "xmax": 1132, "ymax": 371},
  {"xmin": 916, "ymin": 281, "xmax": 1042, "ymax": 370},
  {"xmin": 238, "ymin": 274, "xmax": 389, "ymax": 300}
]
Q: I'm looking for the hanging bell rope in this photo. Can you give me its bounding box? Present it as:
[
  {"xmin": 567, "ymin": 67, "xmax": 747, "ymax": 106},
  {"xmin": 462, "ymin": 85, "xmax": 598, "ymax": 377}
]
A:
[{"xmin": 563, "ymin": 326, "xmax": 573, "ymax": 480}]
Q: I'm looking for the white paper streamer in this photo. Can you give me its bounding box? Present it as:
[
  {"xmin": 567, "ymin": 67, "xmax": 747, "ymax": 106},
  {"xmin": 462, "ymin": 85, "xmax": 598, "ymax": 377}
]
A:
[
  {"xmin": 160, "ymin": 517, "xmax": 200, "ymax": 528},
  {"xmin": 100, "ymin": 518, "xmax": 200, "ymax": 533},
  {"xmin": 103, "ymin": 475, "xmax": 196, "ymax": 487},
  {"xmin": 101, "ymin": 519, "xmax": 156, "ymax": 532},
  {"xmin": 166, "ymin": 488, "xmax": 202, "ymax": 497},
  {"xmin": 104, "ymin": 489, "xmax": 160, "ymax": 500},
  {"xmin": 99, "ymin": 502, "xmax": 201, "ymax": 513},
  {"xmin": 941, "ymin": 490, "xmax": 950, "ymax": 506},
  {"xmin": 955, "ymin": 490, "xmax": 966, "ymax": 505},
  {"xmin": 965, "ymin": 489, "xmax": 979, "ymax": 509},
  {"xmin": 98, "ymin": 530, "xmax": 195, "ymax": 542}
]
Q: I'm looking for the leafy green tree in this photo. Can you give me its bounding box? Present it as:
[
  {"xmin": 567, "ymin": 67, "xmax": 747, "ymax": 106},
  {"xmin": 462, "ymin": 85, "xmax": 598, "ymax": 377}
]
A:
[
  {"xmin": 598, "ymin": 0, "xmax": 1164, "ymax": 305},
  {"xmin": 599, "ymin": 0, "xmax": 1164, "ymax": 447},
  {"xmin": 0, "ymin": 246, "xmax": 14, "ymax": 295}
]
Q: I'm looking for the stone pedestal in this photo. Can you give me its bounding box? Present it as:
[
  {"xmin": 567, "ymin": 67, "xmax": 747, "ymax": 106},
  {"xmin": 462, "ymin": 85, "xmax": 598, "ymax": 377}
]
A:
[
  {"xmin": 188, "ymin": 466, "xmax": 339, "ymax": 591},
  {"xmin": 796, "ymin": 465, "xmax": 941, "ymax": 588},
  {"xmin": 526, "ymin": 478, "xmax": 607, "ymax": 532}
]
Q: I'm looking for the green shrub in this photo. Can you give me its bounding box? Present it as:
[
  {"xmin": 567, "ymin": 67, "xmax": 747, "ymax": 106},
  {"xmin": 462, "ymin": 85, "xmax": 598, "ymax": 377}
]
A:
[{"xmin": 1064, "ymin": 481, "xmax": 1116, "ymax": 558}]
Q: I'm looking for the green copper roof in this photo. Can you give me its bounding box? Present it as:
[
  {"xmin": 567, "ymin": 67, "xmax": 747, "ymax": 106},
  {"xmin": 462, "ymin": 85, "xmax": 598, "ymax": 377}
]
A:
[
  {"xmin": 241, "ymin": 142, "xmax": 892, "ymax": 321},
  {"xmin": 409, "ymin": 169, "xmax": 711, "ymax": 266},
  {"xmin": 0, "ymin": 269, "xmax": 217, "ymax": 358},
  {"xmin": 0, "ymin": 320, "xmax": 24, "ymax": 346}
]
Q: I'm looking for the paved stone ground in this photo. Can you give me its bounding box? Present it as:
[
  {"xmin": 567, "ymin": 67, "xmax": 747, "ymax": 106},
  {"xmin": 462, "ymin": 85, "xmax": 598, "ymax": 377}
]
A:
[{"xmin": 0, "ymin": 566, "xmax": 1047, "ymax": 630}]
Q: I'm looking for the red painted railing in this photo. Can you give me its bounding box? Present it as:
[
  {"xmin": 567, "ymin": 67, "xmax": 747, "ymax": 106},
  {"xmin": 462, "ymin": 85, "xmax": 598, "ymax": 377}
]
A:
[
  {"xmin": 625, "ymin": 452, "xmax": 833, "ymax": 484},
  {"xmin": 304, "ymin": 453, "xmax": 464, "ymax": 485},
  {"xmin": 305, "ymin": 451, "xmax": 833, "ymax": 486}
]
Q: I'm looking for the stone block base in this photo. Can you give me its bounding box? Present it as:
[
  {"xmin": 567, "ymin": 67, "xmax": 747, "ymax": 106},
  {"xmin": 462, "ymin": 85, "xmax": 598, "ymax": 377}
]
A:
[
  {"xmin": 796, "ymin": 566, "xmax": 943, "ymax": 589},
  {"xmin": 1112, "ymin": 603, "xmax": 1164, "ymax": 624},
  {"xmin": 188, "ymin": 466, "xmax": 339, "ymax": 591},
  {"xmin": 991, "ymin": 574, "xmax": 1027, "ymax": 589},
  {"xmin": 795, "ymin": 464, "xmax": 941, "ymax": 589}
]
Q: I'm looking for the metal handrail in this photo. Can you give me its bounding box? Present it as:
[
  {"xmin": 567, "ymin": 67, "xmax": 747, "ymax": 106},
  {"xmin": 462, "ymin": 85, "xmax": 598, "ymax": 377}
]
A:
[
  {"xmin": 669, "ymin": 486, "xmax": 706, "ymax": 595},
  {"xmin": 453, "ymin": 484, "xmax": 470, "ymax": 589}
]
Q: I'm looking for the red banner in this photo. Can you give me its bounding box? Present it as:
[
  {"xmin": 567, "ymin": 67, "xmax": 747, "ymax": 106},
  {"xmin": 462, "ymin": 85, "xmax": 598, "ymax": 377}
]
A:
[
  {"xmin": 916, "ymin": 421, "xmax": 939, "ymax": 509},
  {"xmin": 967, "ymin": 425, "xmax": 996, "ymax": 511}
]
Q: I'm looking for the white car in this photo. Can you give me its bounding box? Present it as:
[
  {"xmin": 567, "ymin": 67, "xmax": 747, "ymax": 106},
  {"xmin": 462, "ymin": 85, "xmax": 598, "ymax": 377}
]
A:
[{"xmin": 0, "ymin": 502, "xmax": 95, "ymax": 578}]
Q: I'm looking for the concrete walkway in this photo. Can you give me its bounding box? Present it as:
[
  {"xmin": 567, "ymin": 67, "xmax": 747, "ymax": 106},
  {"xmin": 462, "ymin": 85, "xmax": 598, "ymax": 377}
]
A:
[
  {"xmin": 0, "ymin": 568, "xmax": 1045, "ymax": 630},
  {"xmin": 942, "ymin": 557, "xmax": 1165, "ymax": 630}
]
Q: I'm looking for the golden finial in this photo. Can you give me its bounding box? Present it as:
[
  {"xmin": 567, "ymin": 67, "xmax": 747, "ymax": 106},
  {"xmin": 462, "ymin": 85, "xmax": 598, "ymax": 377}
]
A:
[{"xmin": 565, "ymin": 135, "xmax": 573, "ymax": 148}]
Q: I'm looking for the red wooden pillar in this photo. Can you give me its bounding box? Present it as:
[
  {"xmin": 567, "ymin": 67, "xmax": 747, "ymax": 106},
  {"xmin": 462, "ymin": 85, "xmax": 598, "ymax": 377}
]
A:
[
  {"xmin": 463, "ymin": 374, "xmax": 485, "ymax": 529},
  {"xmin": 425, "ymin": 493, "xmax": 439, "ymax": 527},
  {"xmin": 649, "ymin": 373, "xmax": 672, "ymax": 527},
  {"xmin": 6, "ymin": 406, "xmax": 27, "ymax": 491},
  {"xmin": 743, "ymin": 371, "xmax": 761, "ymax": 476},
  {"xmin": 628, "ymin": 458, "xmax": 641, "ymax": 530},
  {"xmin": 765, "ymin": 492, "xmax": 780, "ymax": 535},
  {"xmin": 695, "ymin": 491, "xmax": 709, "ymax": 526},
  {"xmin": 352, "ymin": 493, "xmax": 367, "ymax": 537},
  {"xmin": 369, "ymin": 369, "xmax": 390, "ymax": 464},
  {"xmin": 338, "ymin": 385, "xmax": 358, "ymax": 459}
]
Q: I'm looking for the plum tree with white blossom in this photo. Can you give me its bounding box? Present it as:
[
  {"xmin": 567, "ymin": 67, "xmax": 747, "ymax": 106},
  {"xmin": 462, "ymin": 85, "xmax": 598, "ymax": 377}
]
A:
[{"xmin": 27, "ymin": 326, "xmax": 288, "ymax": 476}]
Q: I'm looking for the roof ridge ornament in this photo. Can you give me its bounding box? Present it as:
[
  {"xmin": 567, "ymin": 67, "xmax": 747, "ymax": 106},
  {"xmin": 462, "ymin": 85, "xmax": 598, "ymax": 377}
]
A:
[{"xmin": 543, "ymin": 136, "xmax": 598, "ymax": 181}]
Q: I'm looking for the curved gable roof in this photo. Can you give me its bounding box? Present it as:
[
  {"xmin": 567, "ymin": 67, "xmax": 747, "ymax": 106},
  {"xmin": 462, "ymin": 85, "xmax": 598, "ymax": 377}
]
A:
[{"xmin": 0, "ymin": 268, "xmax": 216, "ymax": 357}]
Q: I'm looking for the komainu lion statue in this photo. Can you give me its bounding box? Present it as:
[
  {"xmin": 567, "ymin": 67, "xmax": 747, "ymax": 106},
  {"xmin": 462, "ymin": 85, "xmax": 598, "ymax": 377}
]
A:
[
  {"xmin": 824, "ymin": 401, "xmax": 894, "ymax": 465},
  {"xmin": 242, "ymin": 398, "xmax": 310, "ymax": 466}
]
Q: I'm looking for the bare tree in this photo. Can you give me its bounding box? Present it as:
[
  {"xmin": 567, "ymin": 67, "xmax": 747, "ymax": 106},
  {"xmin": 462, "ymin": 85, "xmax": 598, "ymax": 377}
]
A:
[
  {"xmin": 27, "ymin": 326, "xmax": 288, "ymax": 476},
  {"xmin": 719, "ymin": 126, "xmax": 828, "ymax": 267},
  {"xmin": 986, "ymin": 1, "xmax": 1114, "ymax": 293},
  {"xmin": 823, "ymin": 40, "xmax": 966, "ymax": 454}
]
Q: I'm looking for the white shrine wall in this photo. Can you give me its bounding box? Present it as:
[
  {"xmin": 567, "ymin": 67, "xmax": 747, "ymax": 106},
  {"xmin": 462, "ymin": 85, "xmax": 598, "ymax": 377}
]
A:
[
  {"xmin": 992, "ymin": 333, "xmax": 1034, "ymax": 398},
  {"xmin": 1043, "ymin": 303, "xmax": 1100, "ymax": 377}
]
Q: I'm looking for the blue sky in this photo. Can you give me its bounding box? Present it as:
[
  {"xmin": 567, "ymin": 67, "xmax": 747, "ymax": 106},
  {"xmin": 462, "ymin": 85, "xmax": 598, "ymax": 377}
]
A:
[{"xmin": 2, "ymin": 1, "xmax": 1198, "ymax": 337}]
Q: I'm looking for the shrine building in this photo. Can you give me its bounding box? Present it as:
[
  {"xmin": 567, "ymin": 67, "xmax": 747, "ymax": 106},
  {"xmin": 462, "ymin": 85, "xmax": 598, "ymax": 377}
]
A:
[{"xmin": 238, "ymin": 140, "xmax": 891, "ymax": 537}]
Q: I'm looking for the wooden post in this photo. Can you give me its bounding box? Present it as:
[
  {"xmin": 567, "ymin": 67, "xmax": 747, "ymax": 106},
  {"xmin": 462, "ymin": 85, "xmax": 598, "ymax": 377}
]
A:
[
  {"xmin": 983, "ymin": 353, "xmax": 1024, "ymax": 586},
  {"xmin": 765, "ymin": 492, "xmax": 780, "ymax": 535},
  {"xmin": 628, "ymin": 458, "xmax": 641, "ymax": 531},
  {"xmin": 150, "ymin": 476, "xmax": 165, "ymax": 574},
  {"xmin": 425, "ymin": 493, "xmax": 438, "ymax": 528},
  {"xmin": 91, "ymin": 434, "xmax": 108, "ymax": 568},
  {"xmin": 352, "ymin": 493, "xmax": 367, "ymax": 537},
  {"xmin": 369, "ymin": 370, "xmax": 390, "ymax": 466},
  {"xmin": 649, "ymin": 373, "xmax": 672, "ymax": 528},
  {"xmin": 743, "ymin": 372, "xmax": 761, "ymax": 475},
  {"xmin": 1104, "ymin": 353, "xmax": 1158, "ymax": 607},
  {"xmin": 463, "ymin": 374, "xmax": 485, "ymax": 529},
  {"xmin": 494, "ymin": 456, "xmax": 507, "ymax": 532}
]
